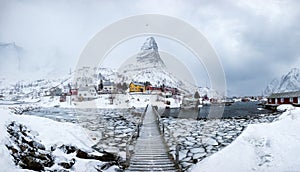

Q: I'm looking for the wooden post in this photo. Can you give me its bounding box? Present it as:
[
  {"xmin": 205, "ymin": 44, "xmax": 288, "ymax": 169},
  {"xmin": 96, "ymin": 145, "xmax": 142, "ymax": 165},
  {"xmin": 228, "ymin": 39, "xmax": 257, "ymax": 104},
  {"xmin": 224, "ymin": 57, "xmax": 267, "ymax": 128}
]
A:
[
  {"xmin": 125, "ymin": 143, "xmax": 129, "ymax": 167},
  {"xmin": 176, "ymin": 144, "xmax": 180, "ymax": 165},
  {"xmin": 137, "ymin": 124, "xmax": 140, "ymax": 138}
]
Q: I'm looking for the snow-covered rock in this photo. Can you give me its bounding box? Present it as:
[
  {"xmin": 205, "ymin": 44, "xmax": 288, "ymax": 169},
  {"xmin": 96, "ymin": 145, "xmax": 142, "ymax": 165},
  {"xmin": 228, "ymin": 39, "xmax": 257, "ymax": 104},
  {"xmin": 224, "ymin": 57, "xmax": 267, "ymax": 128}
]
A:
[
  {"xmin": 0, "ymin": 109, "xmax": 123, "ymax": 171},
  {"xmin": 277, "ymin": 104, "xmax": 295, "ymax": 112},
  {"xmin": 160, "ymin": 113, "xmax": 280, "ymax": 171}
]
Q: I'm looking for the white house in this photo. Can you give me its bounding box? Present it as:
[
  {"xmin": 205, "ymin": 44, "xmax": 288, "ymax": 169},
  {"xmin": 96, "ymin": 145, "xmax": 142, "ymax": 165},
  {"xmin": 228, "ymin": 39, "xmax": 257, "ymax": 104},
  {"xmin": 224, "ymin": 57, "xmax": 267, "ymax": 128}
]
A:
[
  {"xmin": 103, "ymin": 81, "xmax": 115, "ymax": 93},
  {"xmin": 78, "ymin": 86, "xmax": 97, "ymax": 100}
]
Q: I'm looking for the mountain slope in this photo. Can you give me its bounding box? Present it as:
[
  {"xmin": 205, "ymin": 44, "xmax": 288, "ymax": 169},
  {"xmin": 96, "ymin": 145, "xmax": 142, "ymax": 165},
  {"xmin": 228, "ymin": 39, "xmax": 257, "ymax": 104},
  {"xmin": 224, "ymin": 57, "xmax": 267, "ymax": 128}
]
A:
[
  {"xmin": 136, "ymin": 37, "xmax": 166, "ymax": 69},
  {"xmin": 0, "ymin": 42, "xmax": 23, "ymax": 78},
  {"xmin": 264, "ymin": 68, "xmax": 300, "ymax": 95},
  {"xmin": 120, "ymin": 37, "xmax": 195, "ymax": 93},
  {"xmin": 73, "ymin": 37, "xmax": 218, "ymax": 96}
]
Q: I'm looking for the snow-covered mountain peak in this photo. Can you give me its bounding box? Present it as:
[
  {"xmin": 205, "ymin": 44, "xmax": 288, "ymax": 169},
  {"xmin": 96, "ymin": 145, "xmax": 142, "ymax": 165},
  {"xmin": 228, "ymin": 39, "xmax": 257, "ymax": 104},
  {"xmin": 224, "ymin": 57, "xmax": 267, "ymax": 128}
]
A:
[
  {"xmin": 286, "ymin": 68, "xmax": 300, "ymax": 77},
  {"xmin": 140, "ymin": 37, "xmax": 158, "ymax": 51},
  {"xmin": 136, "ymin": 37, "xmax": 166, "ymax": 69},
  {"xmin": 264, "ymin": 68, "xmax": 300, "ymax": 95}
]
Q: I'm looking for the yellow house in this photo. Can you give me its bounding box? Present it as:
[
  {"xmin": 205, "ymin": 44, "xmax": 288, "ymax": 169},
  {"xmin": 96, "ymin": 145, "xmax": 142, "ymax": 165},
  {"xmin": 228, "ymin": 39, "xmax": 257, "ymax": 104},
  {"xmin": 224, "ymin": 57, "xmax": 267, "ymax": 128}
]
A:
[{"xmin": 129, "ymin": 82, "xmax": 145, "ymax": 92}]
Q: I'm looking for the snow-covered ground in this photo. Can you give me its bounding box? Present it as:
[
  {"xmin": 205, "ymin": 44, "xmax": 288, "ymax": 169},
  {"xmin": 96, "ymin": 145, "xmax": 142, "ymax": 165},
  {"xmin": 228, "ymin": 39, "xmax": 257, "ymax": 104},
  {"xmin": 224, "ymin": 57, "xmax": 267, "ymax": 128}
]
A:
[
  {"xmin": 1, "ymin": 93, "xmax": 177, "ymax": 109},
  {"xmin": 0, "ymin": 109, "xmax": 122, "ymax": 171},
  {"xmin": 74, "ymin": 94, "xmax": 181, "ymax": 109},
  {"xmin": 190, "ymin": 106, "xmax": 300, "ymax": 172},
  {"xmin": 3, "ymin": 93, "xmax": 300, "ymax": 172},
  {"xmin": 159, "ymin": 111, "xmax": 279, "ymax": 170}
]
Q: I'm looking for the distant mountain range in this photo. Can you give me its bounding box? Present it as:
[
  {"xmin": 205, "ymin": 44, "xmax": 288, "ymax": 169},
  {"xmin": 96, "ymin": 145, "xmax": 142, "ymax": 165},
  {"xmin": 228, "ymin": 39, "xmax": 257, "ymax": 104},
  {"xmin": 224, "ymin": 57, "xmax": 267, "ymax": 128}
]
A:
[
  {"xmin": 1, "ymin": 37, "xmax": 219, "ymax": 98},
  {"xmin": 73, "ymin": 37, "xmax": 196, "ymax": 94},
  {"xmin": 264, "ymin": 68, "xmax": 300, "ymax": 95},
  {"xmin": 75, "ymin": 37, "xmax": 219, "ymax": 96}
]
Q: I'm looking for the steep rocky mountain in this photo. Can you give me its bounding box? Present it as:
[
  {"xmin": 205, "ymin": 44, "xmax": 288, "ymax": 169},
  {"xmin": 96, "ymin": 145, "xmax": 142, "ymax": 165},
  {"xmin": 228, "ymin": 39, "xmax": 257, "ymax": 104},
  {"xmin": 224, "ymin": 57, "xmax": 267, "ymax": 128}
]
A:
[
  {"xmin": 264, "ymin": 68, "xmax": 300, "ymax": 95},
  {"xmin": 136, "ymin": 37, "xmax": 166, "ymax": 69},
  {"xmin": 120, "ymin": 37, "xmax": 194, "ymax": 93},
  {"xmin": 264, "ymin": 78, "xmax": 280, "ymax": 95},
  {"xmin": 74, "ymin": 37, "xmax": 219, "ymax": 96}
]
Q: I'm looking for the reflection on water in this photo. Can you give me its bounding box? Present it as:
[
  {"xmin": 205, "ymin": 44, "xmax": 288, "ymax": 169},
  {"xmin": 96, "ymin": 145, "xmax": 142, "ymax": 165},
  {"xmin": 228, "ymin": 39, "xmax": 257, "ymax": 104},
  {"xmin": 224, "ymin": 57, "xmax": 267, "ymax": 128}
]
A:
[
  {"xmin": 164, "ymin": 101, "xmax": 273, "ymax": 119},
  {"xmin": 23, "ymin": 108, "xmax": 144, "ymax": 123}
]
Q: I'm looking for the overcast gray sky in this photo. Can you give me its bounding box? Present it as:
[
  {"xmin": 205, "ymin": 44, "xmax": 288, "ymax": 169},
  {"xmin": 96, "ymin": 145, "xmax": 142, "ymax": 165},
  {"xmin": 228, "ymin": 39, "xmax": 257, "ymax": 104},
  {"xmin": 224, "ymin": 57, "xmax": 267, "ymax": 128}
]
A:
[{"xmin": 0, "ymin": 0, "xmax": 299, "ymax": 96}]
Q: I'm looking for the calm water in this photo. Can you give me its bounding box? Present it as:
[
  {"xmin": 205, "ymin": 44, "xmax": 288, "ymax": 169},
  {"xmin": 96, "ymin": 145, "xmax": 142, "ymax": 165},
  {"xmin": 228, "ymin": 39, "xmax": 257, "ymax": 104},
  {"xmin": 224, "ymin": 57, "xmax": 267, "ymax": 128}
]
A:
[
  {"xmin": 23, "ymin": 101, "xmax": 272, "ymax": 121},
  {"xmin": 23, "ymin": 108, "xmax": 145, "ymax": 123},
  {"xmin": 164, "ymin": 101, "xmax": 273, "ymax": 119}
]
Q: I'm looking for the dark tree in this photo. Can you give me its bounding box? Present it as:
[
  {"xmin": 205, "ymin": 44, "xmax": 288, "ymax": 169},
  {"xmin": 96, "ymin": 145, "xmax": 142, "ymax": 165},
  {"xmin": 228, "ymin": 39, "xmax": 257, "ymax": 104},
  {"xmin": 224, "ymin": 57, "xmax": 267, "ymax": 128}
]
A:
[
  {"xmin": 122, "ymin": 83, "xmax": 128, "ymax": 90},
  {"xmin": 144, "ymin": 81, "xmax": 151, "ymax": 87},
  {"xmin": 98, "ymin": 80, "xmax": 103, "ymax": 91},
  {"xmin": 194, "ymin": 91, "xmax": 200, "ymax": 99},
  {"xmin": 116, "ymin": 83, "xmax": 122, "ymax": 89},
  {"xmin": 161, "ymin": 84, "xmax": 165, "ymax": 92}
]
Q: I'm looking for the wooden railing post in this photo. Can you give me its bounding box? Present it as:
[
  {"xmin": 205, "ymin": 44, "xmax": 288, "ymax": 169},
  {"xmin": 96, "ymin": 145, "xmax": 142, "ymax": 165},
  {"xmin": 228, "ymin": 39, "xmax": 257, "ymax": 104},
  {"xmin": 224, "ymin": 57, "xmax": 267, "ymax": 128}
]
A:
[
  {"xmin": 137, "ymin": 124, "xmax": 140, "ymax": 137},
  {"xmin": 125, "ymin": 143, "xmax": 129, "ymax": 167},
  {"xmin": 176, "ymin": 144, "xmax": 180, "ymax": 165}
]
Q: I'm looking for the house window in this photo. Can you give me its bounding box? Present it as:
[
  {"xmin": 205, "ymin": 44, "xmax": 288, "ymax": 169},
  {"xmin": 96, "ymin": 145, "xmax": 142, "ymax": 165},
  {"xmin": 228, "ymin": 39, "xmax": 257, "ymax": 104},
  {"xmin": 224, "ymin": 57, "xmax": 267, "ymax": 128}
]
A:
[
  {"xmin": 84, "ymin": 94, "xmax": 87, "ymax": 96},
  {"xmin": 280, "ymin": 98, "xmax": 284, "ymax": 102},
  {"xmin": 290, "ymin": 97, "xmax": 293, "ymax": 103},
  {"xmin": 79, "ymin": 94, "xmax": 81, "ymax": 96},
  {"xmin": 275, "ymin": 98, "xmax": 278, "ymax": 104}
]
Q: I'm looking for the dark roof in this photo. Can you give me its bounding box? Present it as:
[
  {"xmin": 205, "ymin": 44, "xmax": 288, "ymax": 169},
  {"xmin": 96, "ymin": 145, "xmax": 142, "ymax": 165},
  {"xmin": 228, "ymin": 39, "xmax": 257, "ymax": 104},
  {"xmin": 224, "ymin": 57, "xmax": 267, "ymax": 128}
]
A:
[{"xmin": 269, "ymin": 91, "xmax": 300, "ymax": 98}]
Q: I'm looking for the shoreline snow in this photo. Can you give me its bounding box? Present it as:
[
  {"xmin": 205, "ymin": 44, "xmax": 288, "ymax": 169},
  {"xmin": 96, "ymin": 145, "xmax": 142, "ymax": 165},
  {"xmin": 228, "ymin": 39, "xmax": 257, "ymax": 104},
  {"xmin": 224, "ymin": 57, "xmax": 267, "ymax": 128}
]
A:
[
  {"xmin": 190, "ymin": 106, "xmax": 300, "ymax": 172},
  {"xmin": 0, "ymin": 109, "xmax": 120, "ymax": 171}
]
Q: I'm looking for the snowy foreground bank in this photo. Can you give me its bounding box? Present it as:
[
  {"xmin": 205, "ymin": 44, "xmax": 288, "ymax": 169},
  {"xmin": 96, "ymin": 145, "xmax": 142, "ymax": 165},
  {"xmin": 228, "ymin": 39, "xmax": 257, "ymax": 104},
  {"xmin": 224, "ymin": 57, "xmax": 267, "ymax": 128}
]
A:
[
  {"xmin": 1, "ymin": 103, "xmax": 300, "ymax": 172},
  {"xmin": 191, "ymin": 106, "xmax": 300, "ymax": 172},
  {"xmin": 0, "ymin": 109, "xmax": 122, "ymax": 172}
]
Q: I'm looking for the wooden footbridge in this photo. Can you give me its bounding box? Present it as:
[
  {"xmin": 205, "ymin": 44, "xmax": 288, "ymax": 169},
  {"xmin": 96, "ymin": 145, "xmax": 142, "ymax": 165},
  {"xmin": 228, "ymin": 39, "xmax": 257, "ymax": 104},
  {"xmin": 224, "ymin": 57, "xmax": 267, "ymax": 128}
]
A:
[{"xmin": 126, "ymin": 105, "xmax": 180, "ymax": 172}]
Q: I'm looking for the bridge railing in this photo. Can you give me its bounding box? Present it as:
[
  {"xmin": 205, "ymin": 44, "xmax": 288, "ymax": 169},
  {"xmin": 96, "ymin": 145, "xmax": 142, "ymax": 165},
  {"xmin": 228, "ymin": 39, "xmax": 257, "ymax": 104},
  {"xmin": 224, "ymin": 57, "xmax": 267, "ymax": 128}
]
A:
[
  {"xmin": 152, "ymin": 106, "xmax": 181, "ymax": 170},
  {"xmin": 125, "ymin": 104, "xmax": 148, "ymax": 167}
]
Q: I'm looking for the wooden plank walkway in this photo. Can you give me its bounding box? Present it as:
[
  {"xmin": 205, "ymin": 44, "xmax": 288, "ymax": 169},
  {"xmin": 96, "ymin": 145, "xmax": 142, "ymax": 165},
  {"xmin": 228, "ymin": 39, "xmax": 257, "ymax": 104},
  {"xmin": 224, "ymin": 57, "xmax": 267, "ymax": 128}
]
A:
[{"xmin": 127, "ymin": 106, "xmax": 178, "ymax": 172}]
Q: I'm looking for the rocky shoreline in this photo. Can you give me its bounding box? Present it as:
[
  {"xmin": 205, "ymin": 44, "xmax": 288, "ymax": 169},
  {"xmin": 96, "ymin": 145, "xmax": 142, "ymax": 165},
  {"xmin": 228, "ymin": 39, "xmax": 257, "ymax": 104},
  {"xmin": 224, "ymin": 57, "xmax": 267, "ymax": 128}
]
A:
[
  {"xmin": 6, "ymin": 121, "xmax": 122, "ymax": 171},
  {"xmin": 5, "ymin": 107, "xmax": 145, "ymax": 171},
  {"xmin": 160, "ymin": 112, "xmax": 281, "ymax": 171}
]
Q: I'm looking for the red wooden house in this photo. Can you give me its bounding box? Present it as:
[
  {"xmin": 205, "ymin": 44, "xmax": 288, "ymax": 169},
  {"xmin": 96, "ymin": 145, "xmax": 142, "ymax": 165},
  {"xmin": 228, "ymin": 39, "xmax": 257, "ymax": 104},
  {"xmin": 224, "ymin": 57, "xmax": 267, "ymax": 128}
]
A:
[
  {"xmin": 146, "ymin": 85, "xmax": 178, "ymax": 95},
  {"xmin": 70, "ymin": 89, "xmax": 78, "ymax": 96},
  {"xmin": 164, "ymin": 87, "xmax": 177, "ymax": 95},
  {"xmin": 267, "ymin": 91, "xmax": 300, "ymax": 105},
  {"xmin": 146, "ymin": 85, "xmax": 162, "ymax": 92}
]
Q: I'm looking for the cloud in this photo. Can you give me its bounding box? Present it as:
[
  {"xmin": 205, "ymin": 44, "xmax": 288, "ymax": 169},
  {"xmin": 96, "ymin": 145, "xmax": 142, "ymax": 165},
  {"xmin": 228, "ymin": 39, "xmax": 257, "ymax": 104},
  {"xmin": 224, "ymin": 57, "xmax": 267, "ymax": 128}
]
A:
[{"xmin": 0, "ymin": 0, "xmax": 299, "ymax": 95}]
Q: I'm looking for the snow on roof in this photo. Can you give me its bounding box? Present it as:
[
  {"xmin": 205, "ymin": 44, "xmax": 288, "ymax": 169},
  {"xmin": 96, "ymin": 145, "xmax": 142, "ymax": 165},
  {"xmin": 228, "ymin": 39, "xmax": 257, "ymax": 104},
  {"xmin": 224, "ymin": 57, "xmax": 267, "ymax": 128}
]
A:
[
  {"xmin": 103, "ymin": 81, "xmax": 114, "ymax": 86},
  {"xmin": 131, "ymin": 82, "xmax": 145, "ymax": 86},
  {"xmin": 78, "ymin": 86, "xmax": 96, "ymax": 91},
  {"xmin": 269, "ymin": 91, "xmax": 300, "ymax": 98}
]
